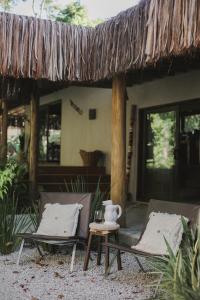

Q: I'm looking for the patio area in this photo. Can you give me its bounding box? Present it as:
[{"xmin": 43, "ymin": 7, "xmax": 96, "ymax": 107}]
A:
[
  {"xmin": 0, "ymin": 248, "xmax": 152, "ymax": 300},
  {"xmin": 0, "ymin": 0, "xmax": 200, "ymax": 299}
]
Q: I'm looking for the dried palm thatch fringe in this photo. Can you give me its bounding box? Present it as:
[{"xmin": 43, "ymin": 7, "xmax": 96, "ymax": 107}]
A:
[
  {"xmin": 0, "ymin": 13, "xmax": 93, "ymax": 83},
  {"xmin": 0, "ymin": 0, "xmax": 200, "ymax": 85},
  {"xmin": 92, "ymin": 0, "xmax": 200, "ymax": 80}
]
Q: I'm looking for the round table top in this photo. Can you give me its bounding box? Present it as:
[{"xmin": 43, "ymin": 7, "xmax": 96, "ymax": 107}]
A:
[{"xmin": 89, "ymin": 222, "xmax": 120, "ymax": 231}]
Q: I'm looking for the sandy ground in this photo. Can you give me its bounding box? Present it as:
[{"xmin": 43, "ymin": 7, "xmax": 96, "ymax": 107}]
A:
[{"xmin": 0, "ymin": 247, "xmax": 154, "ymax": 300}]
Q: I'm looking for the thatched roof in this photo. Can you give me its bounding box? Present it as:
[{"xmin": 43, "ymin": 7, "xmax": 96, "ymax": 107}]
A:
[
  {"xmin": 93, "ymin": 0, "xmax": 200, "ymax": 81},
  {"xmin": 0, "ymin": 12, "xmax": 93, "ymax": 82},
  {"xmin": 0, "ymin": 0, "xmax": 200, "ymax": 87}
]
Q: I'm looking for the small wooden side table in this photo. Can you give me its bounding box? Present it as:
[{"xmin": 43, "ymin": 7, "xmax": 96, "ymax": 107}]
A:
[{"xmin": 83, "ymin": 226, "xmax": 122, "ymax": 273}]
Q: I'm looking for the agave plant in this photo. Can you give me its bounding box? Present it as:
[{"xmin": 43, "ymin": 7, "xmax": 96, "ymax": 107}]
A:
[
  {"xmin": 153, "ymin": 219, "xmax": 200, "ymax": 300},
  {"xmin": 64, "ymin": 176, "xmax": 109, "ymax": 221},
  {"xmin": 0, "ymin": 193, "xmax": 32, "ymax": 254}
]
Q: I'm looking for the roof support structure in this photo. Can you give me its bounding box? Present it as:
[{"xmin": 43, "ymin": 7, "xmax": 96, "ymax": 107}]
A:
[
  {"xmin": 1, "ymin": 99, "xmax": 8, "ymax": 165},
  {"xmin": 111, "ymin": 75, "xmax": 126, "ymax": 226},
  {"xmin": 29, "ymin": 91, "xmax": 39, "ymax": 201}
]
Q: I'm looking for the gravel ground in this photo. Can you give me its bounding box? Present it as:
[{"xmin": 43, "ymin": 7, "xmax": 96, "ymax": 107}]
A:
[{"xmin": 0, "ymin": 248, "xmax": 154, "ymax": 300}]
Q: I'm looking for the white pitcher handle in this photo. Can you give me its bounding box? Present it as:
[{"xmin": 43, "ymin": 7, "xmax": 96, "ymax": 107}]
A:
[{"xmin": 116, "ymin": 205, "xmax": 122, "ymax": 219}]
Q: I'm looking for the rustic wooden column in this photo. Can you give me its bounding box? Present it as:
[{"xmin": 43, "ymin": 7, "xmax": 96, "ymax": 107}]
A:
[
  {"xmin": 111, "ymin": 75, "xmax": 126, "ymax": 226},
  {"xmin": 29, "ymin": 92, "xmax": 39, "ymax": 200},
  {"xmin": 1, "ymin": 99, "xmax": 8, "ymax": 165}
]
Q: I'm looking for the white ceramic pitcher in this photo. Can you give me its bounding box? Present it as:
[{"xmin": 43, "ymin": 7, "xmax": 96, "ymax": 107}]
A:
[{"xmin": 103, "ymin": 200, "xmax": 122, "ymax": 225}]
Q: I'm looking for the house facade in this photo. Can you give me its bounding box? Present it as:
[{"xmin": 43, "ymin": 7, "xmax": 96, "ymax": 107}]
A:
[
  {"xmin": 1, "ymin": 0, "xmax": 200, "ymax": 207},
  {"xmin": 33, "ymin": 68, "xmax": 200, "ymax": 203}
]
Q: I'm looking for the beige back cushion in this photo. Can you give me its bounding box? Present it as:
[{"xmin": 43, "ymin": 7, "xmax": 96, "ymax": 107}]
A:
[
  {"xmin": 36, "ymin": 203, "xmax": 83, "ymax": 237},
  {"xmin": 146, "ymin": 199, "xmax": 200, "ymax": 228},
  {"xmin": 132, "ymin": 212, "xmax": 188, "ymax": 255},
  {"xmin": 40, "ymin": 193, "xmax": 93, "ymax": 239}
]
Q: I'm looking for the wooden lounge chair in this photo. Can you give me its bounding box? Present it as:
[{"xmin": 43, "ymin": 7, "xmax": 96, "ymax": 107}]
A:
[
  {"xmin": 17, "ymin": 192, "xmax": 92, "ymax": 272},
  {"xmin": 103, "ymin": 199, "xmax": 200, "ymax": 273}
]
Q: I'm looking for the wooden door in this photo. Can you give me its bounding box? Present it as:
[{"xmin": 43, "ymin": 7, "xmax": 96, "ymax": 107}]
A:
[
  {"xmin": 138, "ymin": 106, "xmax": 177, "ymax": 201},
  {"xmin": 138, "ymin": 100, "xmax": 200, "ymax": 203},
  {"xmin": 179, "ymin": 100, "xmax": 200, "ymax": 202}
]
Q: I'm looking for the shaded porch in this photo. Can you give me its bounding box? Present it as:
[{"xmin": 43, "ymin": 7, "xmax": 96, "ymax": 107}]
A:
[{"xmin": 0, "ymin": 0, "xmax": 200, "ymax": 224}]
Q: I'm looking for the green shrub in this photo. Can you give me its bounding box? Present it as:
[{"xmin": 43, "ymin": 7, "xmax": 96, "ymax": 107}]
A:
[
  {"xmin": 0, "ymin": 161, "xmax": 31, "ymax": 254},
  {"xmin": 0, "ymin": 161, "xmax": 17, "ymax": 200},
  {"xmin": 0, "ymin": 193, "xmax": 31, "ymax": 254},
  {"xmin": 153, "ymin": 220, "xmax": 200, "ymax": 300}
]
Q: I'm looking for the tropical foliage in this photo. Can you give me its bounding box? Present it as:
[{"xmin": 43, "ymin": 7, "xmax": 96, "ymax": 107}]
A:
[
  {"xmin": 0, "ymin": 0, "xmax": 15, "ymax": 11},
  {"xmin": 184, "ymin": 114, "xmax": 200, "ymax": 133},
  {"xmin": 54, "ymin": 2, "xmax": 102, "ymax": 27},
  {"xmin": 64, "ymin": 176, "xmax": 108, "ymax": 221},
  {"xmin": 0, "ymin": 0, "xmax": 102, "ymax": 27},
  {"xmin": 0, "ymin": 161, "xmax": 31, "ymax": 254},
  {"xmin": 153, "ymin": 220, "xmax": 200, "ymax": 300},
  {"xmin": 147, "ymin": 111, "xmax": 175, "ymax": 169}
]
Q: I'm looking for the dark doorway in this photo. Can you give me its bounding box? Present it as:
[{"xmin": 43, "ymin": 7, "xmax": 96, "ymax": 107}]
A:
[{"xmin": 138, "ymin": 99, "xmax": 200, "ymax": 203}]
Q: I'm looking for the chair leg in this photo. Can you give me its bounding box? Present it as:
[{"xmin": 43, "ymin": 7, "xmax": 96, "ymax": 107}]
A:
[
  {"xmin": 97, "ymin": 236, "xmax": 102, "ymax": 265},
  {"xmin": 17, "ymin": 239, "xmax": 25, "ymax": 266},
  {"xmin": 33, "ymin": 241, "xmax": 44, "ymax": 257},
  {"xmin": 105, "ymin": 234, "xmax": 110, "ymax": 273},
  {"xmin": 70, "ymin": 242, "xmax": 77, "ymax": 273},
  {"xmin": 114, "ymin": 232, "xmax": 122, "ymax": 270},
  {"xmin": 134, "ymin": 256, "xmax": 146, "ymax": 273},
  {"xmin": 104, "ymin": 249, "xmax": 117, "ymax": 276},
  {"xmin": 83, "ymin": 232, "xmax": 93, "ymax": 271}
]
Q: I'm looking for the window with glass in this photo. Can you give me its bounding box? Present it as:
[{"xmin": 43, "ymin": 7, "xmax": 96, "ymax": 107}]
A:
[
  {"xmin": 39, "ymin": 101, "xmax": 61, "ymax": 162},
  {"xmin": 146, "ymin": 111, "xmax": 176, "ymax": 169},
  {"xmin": 138, "ymin": 100, "xmax": 200, "ymax": 202},
  {"xmin": 7, "ymin": 113, "xmax": 25, "ymax": 159}
]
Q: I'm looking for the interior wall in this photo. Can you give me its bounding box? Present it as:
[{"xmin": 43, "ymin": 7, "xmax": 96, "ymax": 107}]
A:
[
  {"xmin": 40, "ymin": 87, "xmax": 112, "ymax": 172},
  {"xmin": 127, "ymin": 69, "xmax": 200, "ymax": 201}
]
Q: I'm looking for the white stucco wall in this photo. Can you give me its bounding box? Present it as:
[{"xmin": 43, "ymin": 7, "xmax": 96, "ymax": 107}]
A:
[
  {"xmin": 41, "ymin": 87, "xmax": 112, "ymax": 172},
  {"xmin": 128, "ymin": 70, "xmax": 200, "ymax": 108}
]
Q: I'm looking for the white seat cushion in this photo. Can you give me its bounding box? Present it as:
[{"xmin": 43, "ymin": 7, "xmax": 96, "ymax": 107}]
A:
[
  {"xmin": 35, "ymin": 203, "xmax": 83, "ymax": 237},
  {"xmin": 131, "ymin": 212, "xmax": 188, "ymax": 255}
]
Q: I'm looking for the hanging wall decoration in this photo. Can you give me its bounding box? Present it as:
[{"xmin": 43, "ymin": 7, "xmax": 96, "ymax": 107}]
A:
[{"xmin": 69, "ymin": 99, "xmax": 83, "ymax": 115}]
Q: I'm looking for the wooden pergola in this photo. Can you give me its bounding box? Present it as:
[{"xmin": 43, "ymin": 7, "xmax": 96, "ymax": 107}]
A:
[{"xmin": 0, "ymin": 0, "xmax": 200, "ymax": 212}]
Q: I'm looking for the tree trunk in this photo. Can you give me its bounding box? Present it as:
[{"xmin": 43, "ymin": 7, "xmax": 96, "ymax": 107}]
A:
[
  {"xmin": 29, "ymin": 92, "xmax": 39, "ymax": 201},
  {"xmin": 111, "ymin": 75, "xmax": 126, "ymax": 227},
  {"xmin": 1, "ymin": 99, "xmax": 8, "ymax": 165}
]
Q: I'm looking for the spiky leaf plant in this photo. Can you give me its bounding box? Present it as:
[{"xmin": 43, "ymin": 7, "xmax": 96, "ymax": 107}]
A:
[
  {"xmin": 153, "ymin": 219, "xmax": 200, "ymax": 300},
  {"xmin": 0, "ymin": 193, "xmax": 32, "ymax": 254},
  {"xmin": 0, "ymin": 161, "xmax": 32, "ymax": 254},
  {"xmin": 64, "ymin": 176, "xmax": 108, "ymax": 221}
]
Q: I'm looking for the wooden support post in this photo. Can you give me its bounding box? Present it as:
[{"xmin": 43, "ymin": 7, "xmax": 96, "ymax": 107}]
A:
[
  {"xmin": 29, "ymin": 92, "xmax": 39, "ymax": 201},
  {"xmin": 111, "ymin": 75, "xmax": 126, "ymax": 226},
  {"xmin": 1, "ymin": 99, "xmax": 8, "ymax": 165}
]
